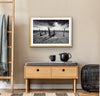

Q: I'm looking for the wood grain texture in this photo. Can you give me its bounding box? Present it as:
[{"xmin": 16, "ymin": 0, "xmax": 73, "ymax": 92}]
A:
[
  {"xmin": 26, "ymin": 79, "xmax": 29, "ymax": 93},
  {"xmin": 52, "ymin": 66, "xmax": 78, "ymax": 79},
  {"xmin": 8, "ymin": 61, "xmax": 12, "ymax": 64},
  {"xmin": 74, "ymin": 79, "xmax": 76, "ymax": 93},
  {"xmin": 24, "ymin": 66, "xmax": 78, "ymax": 93},
  {"xmin": 24, "ymin": 66, "xmax": 51, "ymax": 79},
  {"xmin": 7, "ymin": 31, "xmax": 12, "ymax": 33},
  {"xmin": 11, "ymin": 0, "xmax": 15, "ymax": 92},
  {"xmin": 0, "ymin": 1, "xmax": 13, "ymax": 3},
  {"xmin": 0, "ymin": 77, "xmax": 11, "ymax": 79},
  {"xmin": 8, "ymin": 46, "xmax": 12, "ymax": 48}
]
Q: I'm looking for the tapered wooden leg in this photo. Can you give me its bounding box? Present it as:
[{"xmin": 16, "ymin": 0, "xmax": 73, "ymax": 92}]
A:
[
  {"xmin": 74, "ymin": 79, "xmax": 76, "ymax": 93},
  {"xmin": 26, "ymin": 79, "xmax": 29, "ymax": 93}
]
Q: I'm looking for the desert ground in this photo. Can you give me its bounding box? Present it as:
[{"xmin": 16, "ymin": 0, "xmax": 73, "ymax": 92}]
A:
[{"xmin": 33, "ymin": 30, "xmax": 69, "ymax": 44}]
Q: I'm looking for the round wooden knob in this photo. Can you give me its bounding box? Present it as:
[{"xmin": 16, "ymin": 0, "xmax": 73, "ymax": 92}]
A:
[
  {"xmin": 62, "ymin": 69, "xmax": 65, "ymax": 72},
  {"xmin": 37, "ymin": 69, "xmax": 39, "ymax": 71}
]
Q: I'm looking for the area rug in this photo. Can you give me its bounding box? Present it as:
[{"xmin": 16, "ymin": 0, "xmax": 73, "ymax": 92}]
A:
[{"xmin": 0, "ymin": 93, "xmax": 78, "ymax": 96}]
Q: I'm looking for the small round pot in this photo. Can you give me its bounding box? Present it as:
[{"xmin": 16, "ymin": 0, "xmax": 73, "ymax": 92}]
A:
[{"xmin": 59, "ymin": 53, "xmax": 72, "ymax": 62}]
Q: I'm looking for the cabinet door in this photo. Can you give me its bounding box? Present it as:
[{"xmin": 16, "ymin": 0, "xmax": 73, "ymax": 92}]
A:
[
  {"xmin": 52, "ymin": 66, "xmax": 78, "ymax": 79},
  {"xmin": 24, "ymin": 66, "xmax": 51, "ymax": 79}
]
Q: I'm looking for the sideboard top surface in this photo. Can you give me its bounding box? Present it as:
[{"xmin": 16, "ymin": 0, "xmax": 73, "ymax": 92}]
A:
[{"xmin": 25, "ymin": 61, "xmax": 77, "ymax": 66}]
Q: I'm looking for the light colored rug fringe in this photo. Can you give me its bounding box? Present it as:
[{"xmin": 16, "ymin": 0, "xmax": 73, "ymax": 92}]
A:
[{"xmin": 0, "ymin": 93, "xmax": 78, "ymax": 96}]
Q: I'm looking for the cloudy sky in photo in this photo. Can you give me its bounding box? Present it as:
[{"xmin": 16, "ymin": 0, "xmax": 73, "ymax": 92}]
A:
[{"xmin": 33, "ymin": 20, "xmax": 69, "ymax": 31}]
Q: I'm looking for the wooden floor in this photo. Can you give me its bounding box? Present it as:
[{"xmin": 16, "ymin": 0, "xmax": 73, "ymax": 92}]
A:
[{"xmin": 0, "ymin": 89, "xmax": 99, "ymax": 96}]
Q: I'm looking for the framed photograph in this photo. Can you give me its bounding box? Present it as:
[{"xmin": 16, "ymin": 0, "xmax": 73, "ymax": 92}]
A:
[{"xmin": 30, "ymin": 17, "xmax": 72, "ymax": 47}]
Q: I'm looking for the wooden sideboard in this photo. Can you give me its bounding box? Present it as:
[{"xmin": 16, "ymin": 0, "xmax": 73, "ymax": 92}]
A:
[{"xmin": 24, "ymin": 65, "xmax": 78, "ymax": 93}]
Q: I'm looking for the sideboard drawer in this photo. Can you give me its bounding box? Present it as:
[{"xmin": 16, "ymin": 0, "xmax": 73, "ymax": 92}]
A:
[
  {"xmin": 52, "ymin": 66, "xmax": 78, "ymax": 79},
  {"xmin": 24, "ymin": 66, "xmax": 51, "ymax": 79}
]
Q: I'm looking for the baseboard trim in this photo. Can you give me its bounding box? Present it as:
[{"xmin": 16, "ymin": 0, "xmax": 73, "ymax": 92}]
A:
[{"xmin": 0, "ymin": 84, "xmax": 82, "ymax": 89}]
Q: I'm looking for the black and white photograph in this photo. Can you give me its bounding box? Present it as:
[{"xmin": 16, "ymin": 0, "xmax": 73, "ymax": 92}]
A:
[{"xmin": 30, "ymin": 17, "xmax": 72, "ymax": 47}]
